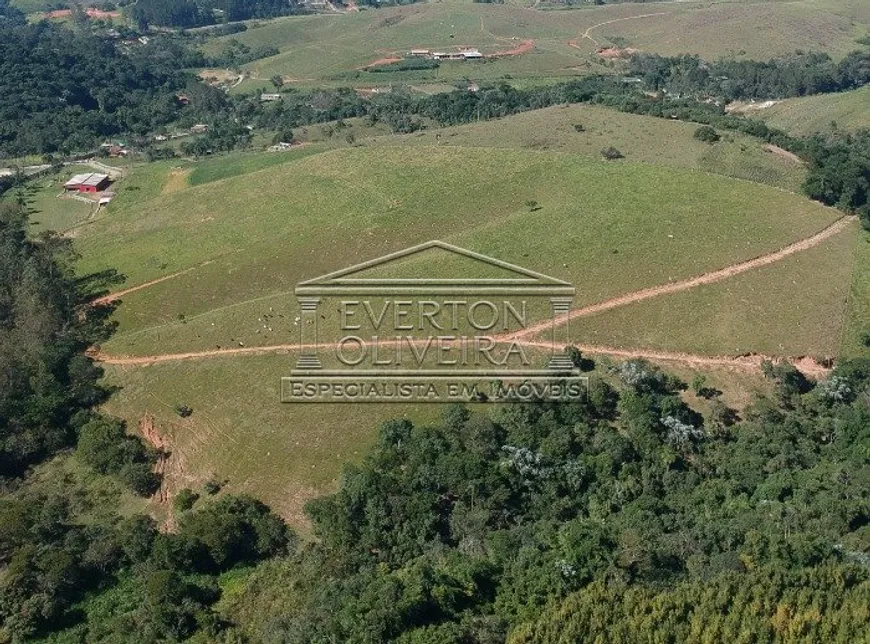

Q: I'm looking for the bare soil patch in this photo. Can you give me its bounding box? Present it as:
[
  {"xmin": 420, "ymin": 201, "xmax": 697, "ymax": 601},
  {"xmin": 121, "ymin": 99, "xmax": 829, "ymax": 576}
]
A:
[
  {"xmin": 162, "ymin": 168, "xmax": 191, "ymax": 194},
  {"xmin": 596, "ymin": 47, "xmax": 638, "ymax": 59},
  {"xmin": 359, "ymin": 56, "xmax": 402, "ymax": 70},
  {"xmin": 490, "ymin": 39, "xmax": 535, "ymax": 58},
  {"xmin": 764, "ymin": 144, "xmax": 804, "ymax": 164}
]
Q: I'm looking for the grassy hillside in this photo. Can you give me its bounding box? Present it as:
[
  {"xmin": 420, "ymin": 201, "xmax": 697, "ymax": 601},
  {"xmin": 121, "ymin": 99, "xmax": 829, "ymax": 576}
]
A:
[
  {"xmin": 561, "ymin": 221, "xmax": 859, "ymax": 358},
  {"xmin": 747, "ymin": 86, "xmax": 870, "ymax": 136},
  {"xmin": 74, "ymin": 145, "xmax": 839, "ymax": 359},
  {"xmin": 369, "ymin": 103, "xmax": 808, "ymax": 192},
  {"xmin": 203, "ymin": 1, "xmax": 867, "ymax": 90},
  {"xmin": 10, "ymin": 166, "xmax": 96, "ymax": 234},
  {"xmin": 62, "ymin": 103, "xmax": 860, "ymax": 530}
]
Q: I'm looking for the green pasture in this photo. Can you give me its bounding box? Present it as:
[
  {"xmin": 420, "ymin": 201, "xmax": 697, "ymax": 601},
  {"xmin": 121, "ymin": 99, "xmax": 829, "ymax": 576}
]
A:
[
  {"xmin": 203, "ymin": 1, "xmax": 866, "ymax": 89},
  {"xmin": 369, "ymin": 103, "xmax": 808, "ymax": 192},
  {"xmin": 72, "ymin": 146, "xmax": 839, "ymax": 359},
  {"xmin": 559, "ymin": 221, "xmax": 859, "ymax": 358},
  {"xmin": 749, "ymin": 86, "xmax": 870, "ymax": 136}
]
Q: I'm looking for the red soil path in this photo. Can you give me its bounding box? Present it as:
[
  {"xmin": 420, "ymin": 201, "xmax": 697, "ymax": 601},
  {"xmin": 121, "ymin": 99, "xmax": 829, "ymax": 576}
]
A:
[{"xmin": 88, "ymin": 217, "xmax": 853, "ymax": 377}]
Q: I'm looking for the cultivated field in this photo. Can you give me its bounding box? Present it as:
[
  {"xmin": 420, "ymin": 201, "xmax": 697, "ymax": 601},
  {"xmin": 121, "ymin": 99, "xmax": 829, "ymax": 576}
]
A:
[{"xmin": 202, "ymin": 0, "xmax": 867, "ymax": 91}]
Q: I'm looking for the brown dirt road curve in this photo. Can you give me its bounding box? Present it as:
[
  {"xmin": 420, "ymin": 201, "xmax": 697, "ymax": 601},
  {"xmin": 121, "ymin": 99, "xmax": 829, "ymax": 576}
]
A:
[
  {"xmin": 508, "ymin": 217, "xmax": 852, "ymax": 341},
  {"xmin": 89, "ymin": 217, "xmax": 852, "ymax": 377}
]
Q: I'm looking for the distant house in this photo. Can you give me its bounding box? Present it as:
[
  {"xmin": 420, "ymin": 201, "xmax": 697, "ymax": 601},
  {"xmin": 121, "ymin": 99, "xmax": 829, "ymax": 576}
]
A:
[
  {"xmin": 64, "ymin": 173, "xmax": 111, "ymax": 193},
  {"xmin": 260, "ymin": 93, "xmax": 282, "ymax": 102},
  {"xmin": 176, "ymin": 94, "xmax": 190, "ymax": 106},
  {"xmin": 191, "ymin": 124, "xmax": 209, "ymax": 134},
  {"xmin": 432, "ymin": 50, "xmax": 483, "ymax": 61},
  {"xmin": 268, "ymin": 142, "xmax": 294, "ymax": 151},
  {"xmin": 409, "ymin": 49, "xmax": 430, "ymax": 57}
]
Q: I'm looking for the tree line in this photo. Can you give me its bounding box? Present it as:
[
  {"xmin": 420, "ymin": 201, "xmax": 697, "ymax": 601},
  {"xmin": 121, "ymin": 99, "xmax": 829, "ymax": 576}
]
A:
[
  {"xmin": 130, "ymin": 0, "xmax": 304, "ymax": 29},
  {"xmin": 213, "ymin": 356, "xmax": 869, "ymax": 642},
  {"xmin": 0, "ymin": 199, "xmax": 294, "ymax": 641},
  {"xmin": 243, "ymin": 70, "xmax": 869, "ymax": 226},
  {"xmin": 0, "ymin": 16, "xmax": 280, "ymax": 158},
  {"xmin": 628, "ymin": 51, "xmax": 870, "ymax": 100}
]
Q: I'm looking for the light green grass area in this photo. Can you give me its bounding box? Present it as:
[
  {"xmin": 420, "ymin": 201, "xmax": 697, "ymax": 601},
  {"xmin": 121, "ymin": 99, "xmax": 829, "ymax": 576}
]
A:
[
  {"xmin": 749, "ymin": 86, "xmax": 870, "ymax": 136},
  {"xmin": 840, "ymin": 228, "xmax": 870, "ymax": 357},
  {"xmin": 369, "ymin": 103, "xmax": 807, "ymax": 191},
  {"xmin": 592, "ymin": 0, "xmax": 866, "ymax": 59},
  {"xmin": 188, "ymin": 143, "xmax": 330, "ymax": 186},
  {"xmin": 561, "ymin": 221, "xmax": 859, "ymax": 358},
  {"xmin": 72, "ymin": 146, "xmax": 839, "ymax": 359},
  {"xmin": 13, "ymin": 169, "xmax": 96, "ymax": 234},
  {"xmin": 100, "ymin": 355, "xmax": 441, "ymax": 528},
  {"xmin": 204, "ymin": 1, "xmax": 866, "ymax": 90}
]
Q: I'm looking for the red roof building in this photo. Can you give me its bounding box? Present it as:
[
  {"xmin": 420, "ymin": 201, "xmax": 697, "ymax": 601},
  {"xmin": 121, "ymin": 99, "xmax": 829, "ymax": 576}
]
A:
[{"xmin": 64, "ymin": 173, "xmax": 111, "ymax": 193}]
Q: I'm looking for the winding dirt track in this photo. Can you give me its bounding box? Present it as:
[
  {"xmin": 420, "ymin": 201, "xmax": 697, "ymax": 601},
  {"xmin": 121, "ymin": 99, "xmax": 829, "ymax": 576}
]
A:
[
  {"xmin": 89, "ymin": 217, "xmax": 851, "ymax": 376},
  {"xmin": 509, "ymin": 217, "xmax": 851, "ymax": 340},
  {"xmin": 92, "ymin": 261, "xmax": 212, "ymax": 305},
  {"xmin": 88, "ymin": 339, "xmax": 830, "ymax": 376},
  {"xmin": 581, "ymin": 11, "xmax": 671, "ymax": 48}
]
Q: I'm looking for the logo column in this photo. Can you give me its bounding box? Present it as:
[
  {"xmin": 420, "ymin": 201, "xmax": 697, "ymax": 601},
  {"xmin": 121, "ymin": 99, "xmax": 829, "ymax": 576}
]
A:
[
  {"xmin": 546, "ymin": 297, "xmax": 574, "ymax": 370},
  {"xmin": 295, "ymin": 296, "xmax": 322, "ymax": 370}
]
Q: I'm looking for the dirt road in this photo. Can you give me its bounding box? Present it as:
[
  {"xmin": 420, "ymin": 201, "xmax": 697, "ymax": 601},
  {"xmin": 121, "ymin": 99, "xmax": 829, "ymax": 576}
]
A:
[
  {"xmin": 509, "ymin": 217, "xmax": 852, "ymax": 340},
  {"xmin": 90, "ymin": 217, "xmax": 852, "ymax": 376}
]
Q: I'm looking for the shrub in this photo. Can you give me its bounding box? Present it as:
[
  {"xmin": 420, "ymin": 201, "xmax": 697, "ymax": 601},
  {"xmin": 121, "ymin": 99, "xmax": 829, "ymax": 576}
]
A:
[
  {"xmin": 77, "ymin": 417, "xmax": 157, "ymax": 494},
  {"xmin": 694, "ymin": 125, "xmax": 720, "ymax": 143},
  {"xmin": 175, "ymin": 488, "xmax": 199, "ymax": 513},
  {"xmin": 601, "ymin": 147, "xmax": 624, "ymax": 160},
  {"xmin": 203, "ymin": 479, "xmax": 221, "ymax": 495}
]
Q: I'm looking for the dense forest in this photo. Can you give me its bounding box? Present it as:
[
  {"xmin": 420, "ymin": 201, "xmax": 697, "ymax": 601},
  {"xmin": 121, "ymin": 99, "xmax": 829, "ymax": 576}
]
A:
[
  {"xmin": 0, "ymin": 202, "xmax": 118, "ymax": 478},
  {"xmin": 0, "ymin": 15, "xmax": 190, "ymax": 156},
  {"xmin": 2, "ymin": 211, "xmax": 867, "ymax": 640},
  {"xmin": 0, "ymin": 200, "xmax": 294, "ymax": 640},
  {"xmin": 628, "ymin": 51, "xmax": 870, "ymax": 100},
  {"xmin": 130, "ymin": 0, "xmax": 304, "ymax": 29},
  {"xmin": 204, "ymin": 359, "xmax": 869, "ymax": 642},
  {"xmin": 20, "ymin": 356, "xmax": 861, "ymax": 641}
]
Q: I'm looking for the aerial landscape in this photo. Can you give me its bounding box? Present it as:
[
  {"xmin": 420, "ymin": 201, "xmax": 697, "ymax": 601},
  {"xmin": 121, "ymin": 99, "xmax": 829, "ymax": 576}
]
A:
[{"xmin": 0, "ymin": 0, "xmax": 868, "ymax": 641}]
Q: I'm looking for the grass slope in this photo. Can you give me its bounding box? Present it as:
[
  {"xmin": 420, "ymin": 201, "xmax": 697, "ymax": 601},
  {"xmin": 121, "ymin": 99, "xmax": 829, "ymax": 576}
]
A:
[
  {"xmin": 840, "ymin": 228, "xmax": 870, "ymax": 357},
  {"xmin": 99, "ymin": 356, "xmax": 440, "ymax": 529},
  {"xmin": 73, "ymin": 146, "xmax": 839, "ymax": 358},
  {"xmin": 561, "ymin": 221, "xmax": 859, "ymax": 358},
  {"xmin": 203, "ymin": 1, "xmax": 867, "ymax": 90},
  {"xmin": 751, "ymin": 86, "xmax": 870, "ymax": 136},
  {"xmin": 369, "ymin": 103, "xmax": 807, "ymax": 191}
]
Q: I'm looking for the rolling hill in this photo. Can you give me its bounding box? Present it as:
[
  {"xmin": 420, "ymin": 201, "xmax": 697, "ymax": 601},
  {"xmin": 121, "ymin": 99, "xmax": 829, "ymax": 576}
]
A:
[{"xmin": 202, "ymin": 0, "xmax": 868, "ymax": 91}]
